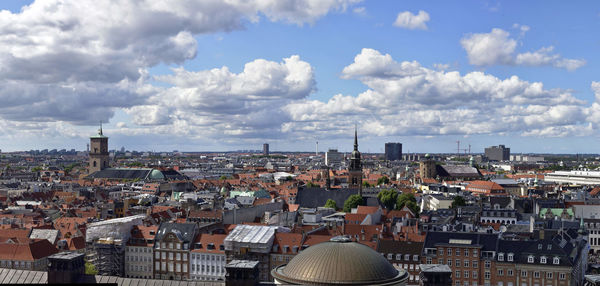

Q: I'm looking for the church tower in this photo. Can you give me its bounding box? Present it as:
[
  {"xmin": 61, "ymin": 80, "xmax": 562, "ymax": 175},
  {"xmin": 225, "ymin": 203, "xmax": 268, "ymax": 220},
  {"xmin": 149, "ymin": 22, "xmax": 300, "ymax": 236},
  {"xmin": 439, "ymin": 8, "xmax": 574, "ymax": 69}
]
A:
[
  {"xmin": 89, "ymin": 123, "xmax": 109, "ymax": 174},
  {"xmin": 348, "ymin": 126, "xmax": 363, "ymax": 195}
]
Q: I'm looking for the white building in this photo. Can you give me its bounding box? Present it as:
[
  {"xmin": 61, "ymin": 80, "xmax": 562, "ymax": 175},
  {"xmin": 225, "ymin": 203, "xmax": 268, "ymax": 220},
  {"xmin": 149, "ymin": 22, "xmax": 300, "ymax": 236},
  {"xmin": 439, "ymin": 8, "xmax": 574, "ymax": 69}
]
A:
[
  {"xmin": 190, "ymin": 234, "xmax": 227, "ymax": 281},
  {"xmin": 545, "ymin": 170, "xmax": 600, "ymax": 185},
  {"xmin": 124, "ymin": 225, "xmax": 157, "ymax": 279}
]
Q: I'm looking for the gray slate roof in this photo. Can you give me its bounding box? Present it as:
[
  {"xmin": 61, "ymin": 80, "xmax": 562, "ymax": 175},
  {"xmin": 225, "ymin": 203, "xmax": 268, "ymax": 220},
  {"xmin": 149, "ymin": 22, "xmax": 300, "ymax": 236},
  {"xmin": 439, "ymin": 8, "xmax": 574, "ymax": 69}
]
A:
[
  {"xmin": 0, "ymin": 269, "xmax": 224, "ymax": 285},
  {"xmin": 295, "ymin": 187, "xmax": 358, "ymax": 208},
  {"xmin": 155, "ymin": 222, "xmax": 198, "ymax": 244}
]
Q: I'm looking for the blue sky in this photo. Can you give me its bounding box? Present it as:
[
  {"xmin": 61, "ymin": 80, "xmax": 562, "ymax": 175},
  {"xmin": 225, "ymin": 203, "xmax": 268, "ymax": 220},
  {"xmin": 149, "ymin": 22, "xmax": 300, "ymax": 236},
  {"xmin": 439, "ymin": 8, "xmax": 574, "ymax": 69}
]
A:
[{"xmin": 0, "ymin": 0, "xmax": 599, "ymax": 154}]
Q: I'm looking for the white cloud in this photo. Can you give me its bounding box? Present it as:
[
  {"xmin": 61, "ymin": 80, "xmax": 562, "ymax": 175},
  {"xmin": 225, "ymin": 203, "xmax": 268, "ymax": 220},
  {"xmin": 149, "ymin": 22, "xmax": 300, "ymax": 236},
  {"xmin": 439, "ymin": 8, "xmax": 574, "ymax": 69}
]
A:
[
  {"xmin": 0, "ymin": 0, "xmax": 359, "ymax": 126},
  {"xmin": 283, "ymin": 48, "xmax": 592, "ymax": 139},
  {"xmin": 461, "ymin": 28, "xmax": 516, "ymax": 66},
  {"xmin": 393, "ymin": 10, "xmax": 430, "ymax": 30},
  {"xmin": 125, "ymin": 55, "xmax": 316, "ymax": 139},
  {"xmin": 461, "ymin": 28, "xmax": 585, "ymax": 70}
]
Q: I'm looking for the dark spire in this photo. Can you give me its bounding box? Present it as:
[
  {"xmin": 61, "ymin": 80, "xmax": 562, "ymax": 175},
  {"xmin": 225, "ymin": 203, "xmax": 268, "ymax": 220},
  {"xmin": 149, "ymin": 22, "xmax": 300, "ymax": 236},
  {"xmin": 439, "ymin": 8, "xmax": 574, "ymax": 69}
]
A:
[
  {"xmin": 354, "ymin": 125, "xmax": 358, "ymax": 151},
  {"xmin": 99, "ymin": 121, "xmax": 103, "ymax": 136}
]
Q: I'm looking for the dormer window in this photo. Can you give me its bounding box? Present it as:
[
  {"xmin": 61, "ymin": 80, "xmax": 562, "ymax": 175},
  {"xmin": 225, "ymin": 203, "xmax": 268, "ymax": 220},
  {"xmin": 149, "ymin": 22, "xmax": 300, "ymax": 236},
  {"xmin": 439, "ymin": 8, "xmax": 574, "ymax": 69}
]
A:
[
  {"xmin": 540, "ymin": 257, "xmax": 547, "ymax": 264},
  {"xmin": 528, "ymin": 255, "xmax": 534, "ymax": 263},
  {"xmin": 547, "ymin": 244, "xmax": 552, "ymax": 250},
  {"xmin": 507, "ymin": 253, "xmax": 513, "ymax": 262},
  {"xmin": 537, "ymin": 244, "xmax": 542, "ymax": 250},
  {"xmin": 498, "ymin": 253, "xmax": 504, "ymax": 261},
  {"xmin": 219, "ymin": 245, "xmax": 224, "ymax": 251},
  {"xmin": 553, "ymin": 257, "xmax": 560, "ymax": 265}
]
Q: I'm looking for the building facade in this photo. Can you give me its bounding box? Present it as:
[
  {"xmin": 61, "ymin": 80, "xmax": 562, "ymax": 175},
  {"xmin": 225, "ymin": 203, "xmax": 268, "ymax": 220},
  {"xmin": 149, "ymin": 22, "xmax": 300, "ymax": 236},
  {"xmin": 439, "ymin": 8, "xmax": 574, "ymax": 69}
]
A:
[
  {"xmin": 385, "ymin": 143, "xmax": 403, "ymax": 161},
  {"xmin": 153, "ymin": 222, "xmax": 198, "ymax": 280},
  {"xmin": 484, "ymin": 145, "xmax": 510, "ymax": 162},
  {"xmin": 325, "ymin": 149, "xmax": 343, "ymax": 167},
  {"xmin": 190, "ymin": 234, "xmax": 227, "ymax": 281},
  {"xmin": 125, "ymin": 225, "xmax": 157, "ymax": 279}
]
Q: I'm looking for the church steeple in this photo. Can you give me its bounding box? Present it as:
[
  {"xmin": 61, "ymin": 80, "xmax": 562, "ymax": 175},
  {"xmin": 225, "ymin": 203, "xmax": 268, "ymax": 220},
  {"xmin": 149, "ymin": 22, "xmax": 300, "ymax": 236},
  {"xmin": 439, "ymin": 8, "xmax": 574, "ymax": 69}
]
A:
[
  {"xmin": 353, "ymin": 125, "xmax": 358, "ymax": 151},
  {"xmin": 348, "ymin": 126, "xmax": 363, "ymax": 194},
  {"xmin": 99, "ymin": 121, "xmax": 103, "ymax": 136}
]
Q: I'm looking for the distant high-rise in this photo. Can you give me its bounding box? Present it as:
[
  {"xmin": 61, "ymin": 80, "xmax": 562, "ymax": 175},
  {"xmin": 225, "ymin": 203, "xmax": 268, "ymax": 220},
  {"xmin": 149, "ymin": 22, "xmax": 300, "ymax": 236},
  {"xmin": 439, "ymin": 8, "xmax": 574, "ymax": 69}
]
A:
[
  {"xmin": 89, "ymin": 124, "xmax": 109, "ymax": 174},
  {"xmin": 484, "ymin": 145, "xmax": 510, "ymax": 161},
  {"xmin": 325, "ymin": 149, "xmax": 343, "ymax": 166},
  {"xmin": 263, "ymin": 143, "xmax": 269, "ymax": 156},
  {"xmin": 385, "ymin": 142, "xmax": 402, "ymax": 161}
]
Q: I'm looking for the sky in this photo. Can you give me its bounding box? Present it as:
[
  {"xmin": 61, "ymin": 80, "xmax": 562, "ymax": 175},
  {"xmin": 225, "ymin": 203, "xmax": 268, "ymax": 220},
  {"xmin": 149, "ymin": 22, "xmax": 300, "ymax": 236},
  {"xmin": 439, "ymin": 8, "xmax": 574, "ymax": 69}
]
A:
[{"xmin": 1, "ymin": 0, "xmax": 600, "ymax": 154}]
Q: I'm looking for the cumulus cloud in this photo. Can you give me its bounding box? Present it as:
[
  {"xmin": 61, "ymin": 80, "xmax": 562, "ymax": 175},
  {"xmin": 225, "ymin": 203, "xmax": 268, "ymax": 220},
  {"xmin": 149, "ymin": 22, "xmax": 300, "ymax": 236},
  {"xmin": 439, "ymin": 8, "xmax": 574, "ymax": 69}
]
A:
[
  {"xmin": 283, "ymin": 48, "xmax": 592, "ymax": 139},
  {"xmin": 393, "ymin": 10, "xmax": 430, "ymax": 30},
  {"xmin": 125, "ymin": 55, "xmax": 316, "ymax": 139},
  {"xmin": 0, "ymin": 0, "xmax": 359, "ymax": 126},
  {"xmin": 461, "ymin": 28, "xmax": 585, "ymax": 70}
]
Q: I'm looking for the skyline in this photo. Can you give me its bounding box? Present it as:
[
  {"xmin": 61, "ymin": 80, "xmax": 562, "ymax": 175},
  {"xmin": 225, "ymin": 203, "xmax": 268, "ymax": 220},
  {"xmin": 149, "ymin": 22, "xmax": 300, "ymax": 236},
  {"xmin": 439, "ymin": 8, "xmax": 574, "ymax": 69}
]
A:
[{"xmin": 1, "ymin": 1, "xmax": 600, "ymax": 153}]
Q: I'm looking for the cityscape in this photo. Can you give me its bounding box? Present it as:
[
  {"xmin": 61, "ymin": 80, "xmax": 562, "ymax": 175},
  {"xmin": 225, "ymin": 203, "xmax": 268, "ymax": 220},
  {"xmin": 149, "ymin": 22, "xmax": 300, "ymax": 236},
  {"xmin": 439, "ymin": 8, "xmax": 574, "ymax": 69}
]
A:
[{"xmin": 2, "ymin": 1, "xmax": 600, "ymax": 286}]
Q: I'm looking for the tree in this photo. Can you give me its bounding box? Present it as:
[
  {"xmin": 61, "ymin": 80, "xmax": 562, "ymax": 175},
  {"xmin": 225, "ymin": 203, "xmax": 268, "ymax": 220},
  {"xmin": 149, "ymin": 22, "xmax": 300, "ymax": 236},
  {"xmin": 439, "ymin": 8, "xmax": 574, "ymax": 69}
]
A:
[
  {"xmin": 85, "ymin": 261, "xmax": 98, "ymax": 275},
  {"xmin": 219, "ymin": 175, "xmax": 229, "ymax": 180},
  {"xmin": 377, "ymin": 176, "xmax": 390, "ymax": 186},
  {"xmin": 377, "ymin": 189, "xmax": 398, "ymax": 210},
  {"xmin": 451, "ymin": 196, "xmax": 466, "ymax": 208},
  {"xmin": 396, "ymin": 193, "xmax": 416, "ymax": 210},
  {"xmin": 404, "ymin": 201, "xmax": 420, "ymax": 217},
  {"xmin": 343, "ymin": 194, "xmax": 364, "ymax": 212},
  {"xmin": 306, "ymin": 182, "xmax": 319, "ymax": 188},
  {"xmin": 324, "ymin": 199, "xmax": 337, "ymax": 210},
  {"xmin": 362, "ymin": 181, "xmax": 371, "ymax": 188}
]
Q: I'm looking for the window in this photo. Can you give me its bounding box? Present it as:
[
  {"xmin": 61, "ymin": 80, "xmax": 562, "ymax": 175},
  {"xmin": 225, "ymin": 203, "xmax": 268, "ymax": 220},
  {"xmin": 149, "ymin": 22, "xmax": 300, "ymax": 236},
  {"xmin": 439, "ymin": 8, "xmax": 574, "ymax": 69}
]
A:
[
  {"xmin": 521, "ymin": 271, "xmax": 527, "ymax": 277},
  {"xmin": 546, "ymin": 272, "xmax": 553, "ymax": 279},
  {"xmin": 464, "ymin": 270, "xmax": 469, "ymax": 278},
  {"xmin": 448, "ymin": 249, "xmax": 452, "ymax": 256},
  {"xmin": 438, "ymin": 259, "xmax": 443, "ymax": 264},
  {"xmin": 414, "ymin": 255, "xmax": 419, "ymax": 262},
  {"xmin": 498, "ymin": 269, "xmax": 504, "ymax": 276},
  {"xmin": 161, "ymin": 252, "xmax": 166, "ymax": 259},
  {"xmin": 559, "ymin": 273, "xmax": 566, "ymax": 280},
  {"xmin": 161, "ymin": 242, "xmax": 166, "ymax": 248},
  {"xmin": 473, "ymin": 271, "xmax": 478, "ymax": 279},
  {"xmin": 176, "ymin": 243, "xmax": 181, "ymax": 249},
  {"xmin": 538, "ymin": 244, "xmax": 542, "ymax": 250},
  {"xmin": 485, "ymin": 271, "xmax": 490, "ymax": 279},
  {"xmin": 183, "ymin": 254, "xmax": 187, "ymax": 261},
  {"xmin": 473, "ymin": 249, "xmax": 478, "ymax": 257},
  {"xmin": 161, "ymin": 262, "xmax": 166, "ymax": 271},
  {"xmin": 176, "ymin": 263, "xmax": 181, "ymax": 272},
  {"xmin": 527, "ymin": 255, "xmax": 534, "ymax": 263},
  {"xmin": 176, "ymin": 253, "xmax": 181, "ymax": 260},
  {"xmin": 169, "ymin": 252, "xmax": 173, "ymax": 260},
  {"xmin": 465, "ymin": 249, "xmax": 469, "ymax": 256},
  {"xmin": 553, "ymin": 257, "xmax": 560, "ymax": 264},
  {"xmin": 456, "ymin": 249, "xmax": 461, "ymax": 256},
  {"xmin": 455, "ymin": 270, "xmax": 460, "ymax": 278},
  {"xmin": 507, "ymin": 253, "xmax": 513, "ymax": 262},
  {"xmin": 387, "ymin": 254, "xmax": 393, "ymax": 260},
  {"xmin": 447, "ymin": 259, "xmax": 452, "ymax": 266},
  {"xmin": 498, "ymin": 253, "xmax": 504, "ymax": 261},
  {"xmin": 540, "ymin": 257, "xmax": 546, "ymax": 264},
  {"xmin": 464, "ymin": 260, "xmax": 469, "ymax": 267},
  {"xmin": 169, "ymin": 242, "xmax": 173, "ymax": 249},
  {"xmin": 439, "ymin": 247, "xmax": 444, "ymax": 255},
  {"xmin": 472, "ymin": 261, "xmax": 478, "ymax": 268},
  {"xmin": 396, "ymin": 254, "xmax": 402, "ymax": 260},
  {"xmin": 405, "ymin": 254, "xmax": 410, "ymax": 261},
  {"xmin": 534, "ymin": 271, "xmax": 540, "ymax": 278},
  {"xmin": 426, "ymin": 257, "xmax": 432, "ymax": 264},
  {"xmin": 507, "ymin": 269, "xmax": 513, "ymax": 276},
  {"xmin": 485, "ymin": 260, "xmax": 491, "ymax": 268},
  {"xmin": 547, "ymin": 244, "xmax": 552, "ymax": 250},
  {"xmin": 456, "ymin": 259, "xmax": 460, "ymax": 266}
]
